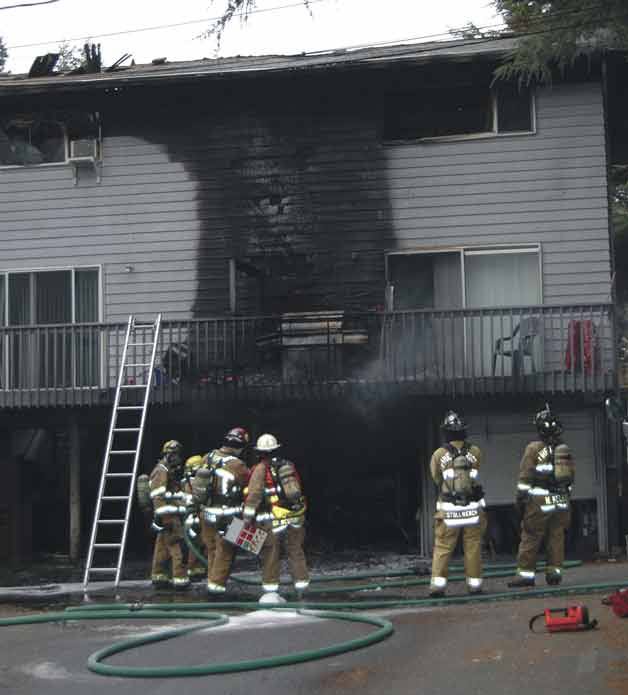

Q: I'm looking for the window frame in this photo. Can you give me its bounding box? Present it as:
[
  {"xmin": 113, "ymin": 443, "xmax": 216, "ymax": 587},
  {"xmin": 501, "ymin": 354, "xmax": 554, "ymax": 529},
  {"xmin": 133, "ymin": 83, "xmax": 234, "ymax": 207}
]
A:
[
  {"xmin": 0, "ymin": 265, "xmax": 104, "ymax": 390},
  {"xmin": 0, "ymin": 117, "xmax": 70, "ymax": 169},
  {"xmin": 385, "ymin": 243, "xmax": 543, "ymax": 309},
  {"xmin": 0, "ymin": 265, "xmax": 103, "ymax": 326},
  {"xmin": 384, "ymin": 88, "xmax": 537, "ymax": 145}
]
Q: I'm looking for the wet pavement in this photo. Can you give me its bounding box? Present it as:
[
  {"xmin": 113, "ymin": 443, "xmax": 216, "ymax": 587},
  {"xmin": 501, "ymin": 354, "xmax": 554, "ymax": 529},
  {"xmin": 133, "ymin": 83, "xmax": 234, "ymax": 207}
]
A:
[{"xmin": 1, "ymin": 560, "xmax": 627, "ymax": 694}]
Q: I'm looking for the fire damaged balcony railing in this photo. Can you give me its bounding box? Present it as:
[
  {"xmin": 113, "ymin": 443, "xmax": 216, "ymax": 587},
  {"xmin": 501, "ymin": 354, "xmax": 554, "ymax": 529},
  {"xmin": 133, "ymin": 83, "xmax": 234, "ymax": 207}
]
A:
[{"xmin": 0, "ymin": 304, "xmax": 617, "ymax": 407}]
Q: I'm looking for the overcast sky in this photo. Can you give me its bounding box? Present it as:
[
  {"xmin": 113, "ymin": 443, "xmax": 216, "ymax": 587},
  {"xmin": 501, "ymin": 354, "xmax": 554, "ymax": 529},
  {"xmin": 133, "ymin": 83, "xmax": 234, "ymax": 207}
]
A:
[{"xmin": 1, "ymin": 0, "xmax": 501, "ymax": 74}]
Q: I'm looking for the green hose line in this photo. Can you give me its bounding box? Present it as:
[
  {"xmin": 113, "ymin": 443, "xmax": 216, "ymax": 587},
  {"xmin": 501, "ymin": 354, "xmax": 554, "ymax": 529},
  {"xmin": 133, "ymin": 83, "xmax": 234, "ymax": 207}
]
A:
[
  {"xmin": 4, "ymin": 573, "xmax": 625, "ymax": 679},
  {"xmin": 64, "ymin": 577, "xmax": 628, "ymax": 615},
  {"xmin": 86, "ymin": 608, "xmax": 393, "ymax": 678},
  {"xmin": 0, "ymin": 609, "xmax": 226, "ymax": 627},
  {"xmin": 0, "ymin": 520, "xmax": 609, "ymax": 680},
  {"xmin": 184, "ymin": 523, "xmax": 208, "ymax": 567},
  {"xmin": 182, "ymin": 521, "xmax": 582, "ymax": 591},
  {"xmin": 229, "ymin": 561, "xmax": 582, "ymax": 587}
]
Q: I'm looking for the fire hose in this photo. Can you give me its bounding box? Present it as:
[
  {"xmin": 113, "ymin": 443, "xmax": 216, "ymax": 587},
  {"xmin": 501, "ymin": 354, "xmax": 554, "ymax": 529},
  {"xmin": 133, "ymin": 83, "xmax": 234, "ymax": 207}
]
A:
[{"xmin": 0, "ymin": 526, "xmax": 624, "ymax": 679}]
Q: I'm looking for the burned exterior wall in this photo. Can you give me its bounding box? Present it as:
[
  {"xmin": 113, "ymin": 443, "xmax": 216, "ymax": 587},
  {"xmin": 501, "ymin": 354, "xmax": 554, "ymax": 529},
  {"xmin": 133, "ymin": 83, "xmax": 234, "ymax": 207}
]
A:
[
  {"xmin": 0, "ymin": 61, "xmax": 612, "ymax": 319},
  {"xmin": 137, "ymin": 72, "xmax": 395, "ymax": 317},
  {"xmin": 0, "ymin": 70, "xmax": 394, "ymax": 320}
]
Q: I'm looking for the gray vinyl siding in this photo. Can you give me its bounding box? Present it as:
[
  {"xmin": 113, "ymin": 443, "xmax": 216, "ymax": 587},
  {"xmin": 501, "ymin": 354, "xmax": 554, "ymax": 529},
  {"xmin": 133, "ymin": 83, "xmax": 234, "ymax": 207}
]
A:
[
  {"xmin": 0, "ymin": 81, "xmax": 611, "ymax": 322},
  {"xmin": 384, "ymin": 83, "xmax": 611, "ymax": 305},
  {"xmin": 0, "ymin": 141, "xmax": 202, "ymax": 322}
]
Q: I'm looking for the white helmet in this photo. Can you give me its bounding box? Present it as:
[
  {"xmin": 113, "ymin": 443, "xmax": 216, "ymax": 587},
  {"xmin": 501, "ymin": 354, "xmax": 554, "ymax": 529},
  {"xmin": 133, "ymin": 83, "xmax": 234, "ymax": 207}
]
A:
[{"xmin": 256, "ymin": 433, "xmax": 281, "ymax": 452}]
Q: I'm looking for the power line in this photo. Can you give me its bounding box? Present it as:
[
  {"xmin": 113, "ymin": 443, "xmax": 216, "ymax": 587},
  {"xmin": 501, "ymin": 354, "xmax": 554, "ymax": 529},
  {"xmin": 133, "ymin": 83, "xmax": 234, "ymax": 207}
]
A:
[
  {"xmin": 3, "ymin": 0, "xmax": 614, "ymax": 60},
  {"xmin": 0, "ymin": 0, "xmax": 59, "ymax": 10},
  {"xmin": 318, "ymin": 1, "xmax": 616, "ymax": 60},
  {"xmin": 319, "ymin": 0, "xmax": 609, "ymax": 54},
  {"xmin": 5, "ymin": 0, "xmax": 329, "ymax": 50}
]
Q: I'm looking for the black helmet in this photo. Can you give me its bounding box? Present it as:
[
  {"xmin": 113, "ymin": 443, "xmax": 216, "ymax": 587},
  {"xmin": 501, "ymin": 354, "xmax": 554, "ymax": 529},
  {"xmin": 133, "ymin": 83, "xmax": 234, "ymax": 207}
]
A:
[
  {"xmin": 441, "ymin": 410, "xmax": 467, "ymax": 437},
  {"xmin": 534, "ymin": 404, "xmax": 562, "ymax": 441}
]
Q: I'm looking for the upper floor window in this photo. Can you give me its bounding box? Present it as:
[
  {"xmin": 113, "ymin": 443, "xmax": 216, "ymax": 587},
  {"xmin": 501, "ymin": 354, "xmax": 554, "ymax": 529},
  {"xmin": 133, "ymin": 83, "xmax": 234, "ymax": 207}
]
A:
[
  {"xmin": 0, "ymin": 116, "xmax": 67, "ymax": 165},
  {"xmin": 383, "ymin": 83, "xmax": 534, "ymax": 142},
  {"xmin": 0, "ymin": 111, "xmax": 100, "ymax": 167}
]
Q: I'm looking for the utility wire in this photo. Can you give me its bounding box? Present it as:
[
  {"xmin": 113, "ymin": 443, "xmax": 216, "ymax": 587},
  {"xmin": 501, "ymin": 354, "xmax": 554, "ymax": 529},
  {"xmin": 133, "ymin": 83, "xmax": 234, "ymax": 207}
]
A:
[
  {"xmin": 323, "ymin": 2, "xmax": 621, "ymax": 62},
  {"xmin": 0, "ymin": 0, "xmax": 59, "ymax": 10},
  {"xmin": 5, "ymin": 0, "xmax": 329, "ymax": 50},
  {"xmin": 4, "ymin": 0, "xmax": 613, "ymax": 58},
  {"xmin": 318, "ymin": 0, "xmax": 611, "ymax": 54}
]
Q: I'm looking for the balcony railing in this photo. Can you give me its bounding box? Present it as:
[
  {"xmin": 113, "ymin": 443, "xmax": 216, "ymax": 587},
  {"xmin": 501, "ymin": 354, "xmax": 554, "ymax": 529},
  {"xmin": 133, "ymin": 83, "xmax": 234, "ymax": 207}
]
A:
[{"xmin": 0, "ymin": 304, "xmax": 616, "ymax": 407}]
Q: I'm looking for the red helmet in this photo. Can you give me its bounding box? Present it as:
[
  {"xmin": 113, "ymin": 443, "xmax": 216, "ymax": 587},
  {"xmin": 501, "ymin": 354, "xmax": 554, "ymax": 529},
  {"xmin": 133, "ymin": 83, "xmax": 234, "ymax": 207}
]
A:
[{"xmin": 224, "ymin": 427, "xmax": 250, "ymax": 448}]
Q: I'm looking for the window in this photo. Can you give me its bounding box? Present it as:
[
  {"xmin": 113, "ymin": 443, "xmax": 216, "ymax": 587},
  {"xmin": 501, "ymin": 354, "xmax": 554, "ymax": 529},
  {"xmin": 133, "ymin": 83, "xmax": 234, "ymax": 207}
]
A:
[
  {"xmin": 0, "ymin": 267, "xmax": 101, "ymax": 388},
  {"xmin": 385, "ymin": 246, "xmax": 541, "ymax": 378},
  {"xmin": 0, "ymin": 117, "xmax": 66, "ymax": 165},
  {"xmin": 4, "ymin": 268, "xmax": 99, "ymax": 326},
  {"xmin": 0, "ymin": 111, "xmax": 100, "ymax": 167},
  {"xmin": 383, "ymin": 84, "xmax": 534, "ymax": 141}
]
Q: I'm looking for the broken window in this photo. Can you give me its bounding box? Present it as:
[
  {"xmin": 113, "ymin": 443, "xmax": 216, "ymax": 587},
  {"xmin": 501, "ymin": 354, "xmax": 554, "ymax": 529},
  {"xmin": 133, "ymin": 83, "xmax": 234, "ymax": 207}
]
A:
[
  {"xmin": 496, "ymin": 83, "xmax": 533, "ymax": 133},
  {"xmin": 383, "ymin": 84, "xmax": 533, "ymax": 141},
  {"xmin": 0, "ymin": 116, "xmax": 66, "ymax": 165},
  {"xmin": 0, "ymin": 111, "xmax": 100, "ymax": 167}
]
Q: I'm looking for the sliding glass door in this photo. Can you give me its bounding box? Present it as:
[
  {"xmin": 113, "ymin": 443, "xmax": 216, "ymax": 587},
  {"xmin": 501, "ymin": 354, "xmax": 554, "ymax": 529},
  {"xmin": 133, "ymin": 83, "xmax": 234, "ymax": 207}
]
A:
[
  {"xmin": 385, "ymin": 247, "xmax": 542, "ymax": 380},
  {"xmin": 3, "ymin": 268, "xmax": 100, "ymax": 388},
  {"xmin": 464, "ymin": 249, "xmax": 541, "ymax": 376}
]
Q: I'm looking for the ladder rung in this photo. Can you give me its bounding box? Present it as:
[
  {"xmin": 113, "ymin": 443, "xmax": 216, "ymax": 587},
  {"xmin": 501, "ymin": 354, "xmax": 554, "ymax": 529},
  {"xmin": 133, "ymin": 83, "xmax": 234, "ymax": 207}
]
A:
[
  {"xmin": 109, "ymin": 450, "xmax": 137, "ymax": 455},
  {"xmin": 125, "ymin": 363, "xmax": 151, "ymax": 368},
  {"xmin": 102, "ymin": 496, "xmax": 128, "ymax": 501},
  {"xmin": 89, "ymin": 568, "xmax": 118, "ymax": 574},
  {"xmin": 117, "ymin": 406, "xmax": 144, "ymax": 411},
  {"xmin": 128, "ymin": 342, "xmax": 153, "ymax": 346},
  {"xmin": 113, "ymin": 428, "xmax": 141, "ymax": 433},
  {"xmin": 98, "ymin": 519, "xmax": 125, "ymax": 524},
  {"xmin": 94, "ymin": 543, "xmax": 122, "ymax": 549},
  {"xmin": 106, "ymin": 472, "xmax": 134, "ymax": 478},
  {"xmin": 121, "ymin": 384, "xmax": 147, "ymax": 389}
]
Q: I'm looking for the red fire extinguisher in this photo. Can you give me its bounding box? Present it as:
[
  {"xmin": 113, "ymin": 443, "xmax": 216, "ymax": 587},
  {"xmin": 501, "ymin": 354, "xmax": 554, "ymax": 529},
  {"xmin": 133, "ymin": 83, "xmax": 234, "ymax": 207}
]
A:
[{"xmin": 529, "ymin": 605, "xmax": 598, "ymax": 633}]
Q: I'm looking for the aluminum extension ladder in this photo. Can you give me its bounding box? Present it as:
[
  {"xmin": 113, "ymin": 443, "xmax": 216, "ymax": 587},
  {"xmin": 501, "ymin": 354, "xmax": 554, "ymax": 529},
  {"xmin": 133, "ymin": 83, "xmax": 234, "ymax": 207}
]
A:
[{"xmin": 83, "ymin": 314, "xmax": 162, "ymax": 596}]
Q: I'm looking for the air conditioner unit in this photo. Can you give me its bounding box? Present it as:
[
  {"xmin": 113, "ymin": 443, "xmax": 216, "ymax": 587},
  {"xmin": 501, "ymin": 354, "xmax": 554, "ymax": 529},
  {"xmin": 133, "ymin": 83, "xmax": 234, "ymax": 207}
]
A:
[{"xmin": 69, "ymin": 137, "xmax": 99, "ymax": 161}]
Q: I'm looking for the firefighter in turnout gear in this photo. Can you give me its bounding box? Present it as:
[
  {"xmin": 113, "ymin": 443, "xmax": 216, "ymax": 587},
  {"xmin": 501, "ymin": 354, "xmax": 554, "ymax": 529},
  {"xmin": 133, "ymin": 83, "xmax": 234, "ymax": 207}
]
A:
[
  {"xmin": 509, "ymin": 405, "xmax": 574, "ymax": 588},
  {"xmin": 244, "ymin": 433, "xmax": 309, "ymax": 601},
  {"xmin": 191, "ymin": 427, "xmax": 250, "ymax": 594},
  {"xmin": 181, "ymin": 454, "xmax": 205, "ymax": 582},
  {"xmin": 429, "ymin": 411, "xmax": 487, "ymax": 597},
  {"xmin": 149, "ymin": 439, "xmax": 190, "ymax": 588}
]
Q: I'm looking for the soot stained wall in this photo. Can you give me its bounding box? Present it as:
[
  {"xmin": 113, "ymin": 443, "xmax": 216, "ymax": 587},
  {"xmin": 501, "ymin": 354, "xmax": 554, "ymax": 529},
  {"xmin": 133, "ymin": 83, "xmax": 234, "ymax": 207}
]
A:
[{"xmin": 107, "ymin": 72, "xmax": 395, "ymax": 317}]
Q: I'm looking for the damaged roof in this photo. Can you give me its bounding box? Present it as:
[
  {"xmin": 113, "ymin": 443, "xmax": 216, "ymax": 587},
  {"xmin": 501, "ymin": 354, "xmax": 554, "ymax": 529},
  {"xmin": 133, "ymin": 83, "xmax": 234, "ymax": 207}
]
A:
[{"xmin": 0, "ymin": 36, "xmax": 519, "ymax": 94}]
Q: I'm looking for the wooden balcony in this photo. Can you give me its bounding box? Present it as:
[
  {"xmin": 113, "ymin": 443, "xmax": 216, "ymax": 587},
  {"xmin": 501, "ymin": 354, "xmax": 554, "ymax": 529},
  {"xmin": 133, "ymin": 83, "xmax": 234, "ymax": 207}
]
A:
[{"xmin": 0, "ymin": 304, "xmax": 616, "ymax": 408}]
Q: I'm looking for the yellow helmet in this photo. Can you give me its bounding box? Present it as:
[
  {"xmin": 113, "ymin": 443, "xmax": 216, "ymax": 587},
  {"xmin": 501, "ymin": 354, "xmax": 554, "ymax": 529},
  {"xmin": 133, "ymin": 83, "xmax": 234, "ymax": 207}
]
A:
[
  {"xmin": 161, "ymin": 439, "xmax": 183, "ymax": 455},
  {"xmin": 184, "ymin": 454, "xmax": 203, "ymax": 473}
]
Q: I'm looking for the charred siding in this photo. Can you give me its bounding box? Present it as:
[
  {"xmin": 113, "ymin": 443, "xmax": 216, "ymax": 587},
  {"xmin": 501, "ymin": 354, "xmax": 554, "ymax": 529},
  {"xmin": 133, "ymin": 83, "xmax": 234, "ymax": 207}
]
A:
[{"xmin": 0, "ymin": 75, "xmax": 611, "ymax": 319}]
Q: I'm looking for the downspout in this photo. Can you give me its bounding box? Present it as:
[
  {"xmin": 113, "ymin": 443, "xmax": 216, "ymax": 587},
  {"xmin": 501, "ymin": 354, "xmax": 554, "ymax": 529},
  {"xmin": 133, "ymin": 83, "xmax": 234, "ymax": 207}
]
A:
[
  {"xmin": 601, "ymin": 54, "xmax": 619, "ymax": 388},
  {"xmin": 601, "ymin": 53, "xmax": 625, "ymax": 549}
]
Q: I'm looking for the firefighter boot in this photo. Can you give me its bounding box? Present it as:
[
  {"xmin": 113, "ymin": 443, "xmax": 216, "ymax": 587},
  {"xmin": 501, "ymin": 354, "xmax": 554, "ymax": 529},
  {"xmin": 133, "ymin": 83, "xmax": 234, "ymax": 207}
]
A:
[{"xmin": 545, "ymin": 569, "xmax": 562, "ymax": 586}]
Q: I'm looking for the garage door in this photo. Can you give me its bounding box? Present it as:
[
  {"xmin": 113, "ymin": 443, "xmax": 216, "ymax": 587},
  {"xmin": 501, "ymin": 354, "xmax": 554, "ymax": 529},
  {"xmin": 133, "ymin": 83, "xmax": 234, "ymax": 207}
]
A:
[
  {"xmin": 419, "ymin": 408, "xmax": 607, "ymax": 555},
  {"xmin": 464, "ymin": 410, "xmax": 601, "ymax": 505}
]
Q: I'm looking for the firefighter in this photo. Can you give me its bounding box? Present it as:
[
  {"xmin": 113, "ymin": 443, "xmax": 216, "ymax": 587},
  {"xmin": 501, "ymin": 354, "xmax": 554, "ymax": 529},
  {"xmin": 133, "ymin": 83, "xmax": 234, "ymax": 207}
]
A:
[
  {"xmin": 244, "ymin": 433, "xmax": 309, "ymax": 601},
  {"xmin": 508, "ymin": 405, "xmax": 574, "ymax": 588},
  {"xmin": 429, "ymin": 411, "xmax": 486, "ymax": 597},
  {"xmin": 149, "ymin": 439, "xmax": 190, "ymax": 589},
  {"xmin": 191, "ymin": 427, "xmax": 250, "ymax": 594},
  {"xmin": 181, "ymin": 454, "xmax": 205, "ymax": 582}
]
